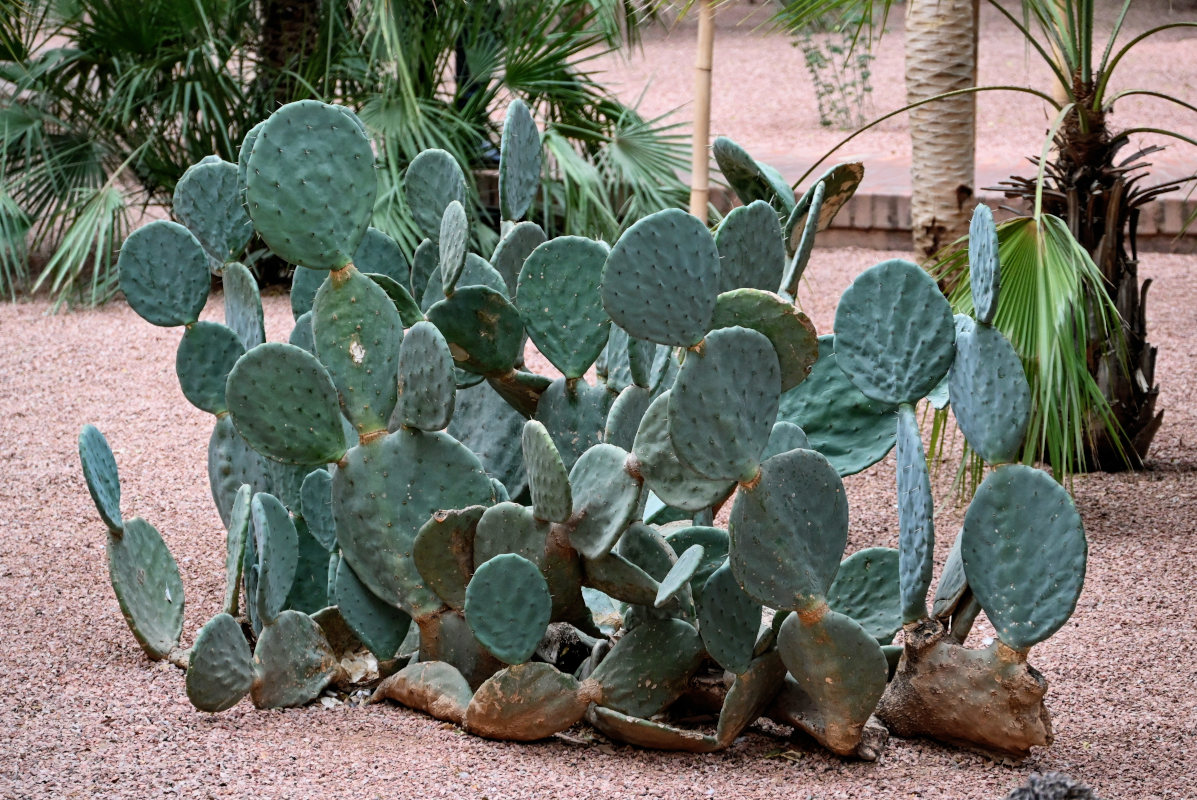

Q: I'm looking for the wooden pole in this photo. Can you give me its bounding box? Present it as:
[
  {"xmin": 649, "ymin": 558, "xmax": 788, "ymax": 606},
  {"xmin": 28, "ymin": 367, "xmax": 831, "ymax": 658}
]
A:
[{"xmin": 689, "ymin": 0, "xmax": 715, "ymax": 220}]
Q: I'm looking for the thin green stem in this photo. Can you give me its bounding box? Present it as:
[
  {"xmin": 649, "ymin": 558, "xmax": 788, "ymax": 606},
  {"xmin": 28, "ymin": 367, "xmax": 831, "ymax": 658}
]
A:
[{"xmin": 1098, "ymin": 22, "xmax": 1197, "ymax": 107}]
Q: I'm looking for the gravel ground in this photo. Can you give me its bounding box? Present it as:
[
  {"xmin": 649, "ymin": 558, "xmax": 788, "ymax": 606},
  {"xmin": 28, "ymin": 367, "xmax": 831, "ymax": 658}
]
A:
[{"xmin": 4, "ymin": 3, "xmax": 1197, "ymax": 798}]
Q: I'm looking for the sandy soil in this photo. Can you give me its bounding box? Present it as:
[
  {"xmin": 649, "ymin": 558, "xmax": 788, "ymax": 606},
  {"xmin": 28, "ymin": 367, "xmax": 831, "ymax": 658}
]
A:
[{"xmin": 3, "ymin": 3, "xmax": 1197, "ymax": 798}]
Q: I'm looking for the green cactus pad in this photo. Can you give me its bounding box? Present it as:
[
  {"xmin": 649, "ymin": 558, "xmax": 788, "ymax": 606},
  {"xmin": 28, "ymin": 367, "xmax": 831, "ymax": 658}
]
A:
[
  {"xmin": 333, "ymin": 428, "xmax": 495, "ymax": 617},
  {"xmin": 250, "ymin": 492, "xmax": 298, "ymax": 625},
  {"xmin": 236, "ymin": 119, "xmax": 264, "ymax": 205},
  {"xmin": 632, "ymin": 392, "xmax": 734, "ymax": 512},
  {"xmin": 449, "ymin": 381, "xmax": 529, "ymax": 499},
  {"xmin": 186, "ymin": 613, "xmax": 253, "ymax": 712},
  {"xmin": 896, "ymin": 404, "xmax": 934, "ymax": 624},
  {"xmin": 590, "ymin": 618, "xmax": 704, "ymax": 718},
  {"xmin": 439, "ymin": 200, "xmax": 469, "ymax": 294},
  {"xmin": 604, "ymin": 385, "xmax": 652, "ymax": 451},
  {"xmin": 207, "ymin": 416, "xmax": 308, "ymax": 527},
  {"xmin": 670, "ymin": 326, "xmax": 781, "ymax": 482},
  {"xmin": 355, "ymin": 226, "xmax": 410, "ymax": 287},
  {"xmin": 413, "ymin": 505, "xmax": 486, "ymax": 611},
  {"xmin": 466, "ymin": 662, "xmax": 587, "ymax": 741},
  {"xmin": 780, "ymin": 180, "xmax": 824, "ymax": 299},
  {"xmin": 711, "ymin": 136, "xmax": 795, "ymax": 213},
  {"xmin": 517, "ymin": 236, "xmax": 611, "ymax": 379},
  {"xmin": 729, "ymin": 448, "xmax": 848, "ymax": 610},
  {"xmin": 372, "ymin": 661, "xmax": 473, "ymax": 724},
  {"xmin": 602, "ymin": 324, "xmax": 660, "ymax": 393},
  {"xmin": 666, "ymin": 526, "xmax": 729, "ymax": 594},
  {"xmin": 498, "ymin": 99, "xmax": 542, "ymax": 221},
  {"xmin": 931, "ymin": 529, "xmax": 967, "ymax": 619},
  {"xmin": 299, "ymin": 469, "xmax": 335, "ymax": 551},
  {"xmin": 827, "ymin": 547, "xmax": 902, "ymax": 644},
  {"xmin": 698, "ymin": 561, "xmax": 762, "ymax": 674},
  {"xmin": 654, "ymin": 544, "xmax": 704, "ymax": 608},
  {"xmin": 175, "ymin": 321, "xmax": 244, "ymax": 415},
  {"xmin": 589, "ymin": 706, "xmax": 719, "ymax": 752},
  {"xmin": 949, "ymin": 322, "xmax": 1031, "ymax": 465},
  {"xmin": 334, "ymin": 556, "xmax": 413, "ymax": 660},
  {"xmin": 961, "ymin": 464, "xmax": 1086, "ymax": 650},
  {"xmin": 249, "ymin": 610, "xmax": 337, "ymax": 709},
  {"xmin": 409, "ymin": 237, "xmax": 438, "ymax": 298},
  {"xmin": 715, "ymin": 650, "xmax": 789, "ymax": 746},
  {"xmin": 762, "ymin": 421, "xmax": 811, "ymax": 460},
  {"xmin": 491, "ymin": 221, "xmax": 545, "ymax": 296},
  {"xmin": 117, "ymin": 220, "xmax": 210, "ymax": 327},
  {"xmin": 312, "ymin": 265, "xmax": 402, "ymax": 435},
  {"xmin": 79, "ymin": 424, "xmax": 122, "ymax": 533},
  {"xmin": 366, "ymin": 272, "xmax": 424, "ymax": 327},
  {"xmin": 465, "ymin": 554, "xmax": 552, "ymax": 664},
  {"xmin": 405, "ymin": 148, "xmax": 468, "ymax": 242},
  {"xmin": 223, "ymin": 485, "xmax": 252, "ymax": 616},
  {"xmin": 534, "ymin": 377, "xmax": 612, "ymax": 471},
  {"xmin": 290, "ymin": 266, "xmax": 324, "ymax": 320},
  {"xmin": 244, "ymin": 101, "xmax": 375, "ymax": 268},
  {"xmin": 284, "ymin": 519, "xmax": 330, "ymax": 614},
  {"xmin": 426, "ymin": 285, "xmax": 524, "ymax": 375},
  {"xmin": 106, "ymin": 517, "xmax": 184, "ymax": 659},
  {"xmin": 616, "ymin": 525, "xmax": 693, "ymax": 618},
  {"xmin": 711, "ymin": 289, "xmax": 819, "ymax": 392},
  {"xmin": 834, "ymin": 259, "xmax": 956, "ymax": 405},
  {"xmin": 715, "ymin": 200, "xmax": 786, "ymax": 293},
  {"xmin": 776, "ymin": 609, "xmax": 888, "ymax": 754},
  {"xmin": 173, "ymin": 157, "xmax": 253, "ymax": 264},
  {"xmin": 776, "ymin": 335, "xmax": 897, "ymax": 476},
  {"xmin": 225, "ymin": 342, "xmax": 349, "ymax": 465},
  {"xmin": 566, "ymin": 443, "xmax": 642, "ymax": 560},
  {"xmin": 969, "ymin": 204, "xmax": 1001, "ymax": 325},
  {"xmin": 602, "ymin": 208, "xmax": 720, "ymax": 347},
  {"xmin": 220, "ymin": 261, "xmax": 264, "ymax": 349},
  {"xmin": 784, "ymin": 162, "xmax": 865, "ymax": 252},
  {"xmin": 582, "ymin": 550, "xmax": 660, "ymax": 607},
  {"xmin": 393, "ymin": 321, "xmax": 456, "ymax": 432},
  {"xmin": 523, "ymin": 420, "xmax": 572, "ymax": 523}
]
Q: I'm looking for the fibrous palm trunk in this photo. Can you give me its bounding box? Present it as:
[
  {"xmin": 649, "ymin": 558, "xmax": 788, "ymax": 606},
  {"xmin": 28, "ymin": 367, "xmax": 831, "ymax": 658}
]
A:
[{"xmin": 904, "ymin": 0, "xmax": 979, "ymax": 261}]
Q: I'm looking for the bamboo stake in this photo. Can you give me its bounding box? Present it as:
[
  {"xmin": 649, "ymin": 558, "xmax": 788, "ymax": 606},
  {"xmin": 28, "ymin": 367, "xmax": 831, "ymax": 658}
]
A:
[{"xmin": 689, "ymin": 0, "xmax": 716, "ymax": 220}]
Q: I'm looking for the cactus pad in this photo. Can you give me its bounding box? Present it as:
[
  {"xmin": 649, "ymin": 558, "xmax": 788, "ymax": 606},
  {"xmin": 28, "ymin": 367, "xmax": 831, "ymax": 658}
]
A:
[
  {"xmin": 173, "ymin": 156, "xmax": 252, "ymax": 265},
  {"xmin": 762, "ymin": 421, "xmax": 810, "ymax": 460},
  {"xmin": 79, "ymin": 424, "xmax": 122, "ymax": 533},
  {"xmin": 223, "ymin": 485, "xmax": 252, "ymax": 616},
  {"xmin": 221, "ymin": 262, "xmax": 265, "ymax": 349},
  {"xmin": 106, "ymin": 517, "xmax": 184, "ymax": 659},
  {"xmin": 780, "ymin": 180, "xmax": 824, "ymax": 298},
  {"xmin": 533, "ymin": 377, "xmax": 612, "ymax": 471},
  {"xmin": 948, "ymin": 321, "xmax": 1031, "ymax": 465},
  {"xmin": 299, "ymin": 469, "xmax": 336, "ymax": 551},
  {"xmin": 414, "ymin": 505, "xmax": 485, "ymax": 611},
  {"xmin": 896, "ymin": 404, "xmax": 934, "ymax": 623},
  {"xmin": 565, "ymin": 443, "xmax": 642, "ymax": 560},
  {"xmin": 250, "ymin": 610, "xmax": 337, "ymax": 709},
  {"xmin": 498, "ymin": 99, "xmax": 542, "ymax": 221},
  {"xmin": 491, "ymin": 221, "xmax": 546, "ymax": 296},
  {"xmin": 968, "ymin": 204, "xmax": 1001, "ymax": 325},
  {"xmin": 698, "ymin": 561, "xmax": 762, "ymax": 674},
  {"xmin": 827, "ymin": 547, "xmax": 902, "ymax": 644},
  {"xmin": 465, "ymin": 554, "xmax": 552, "ymax": 664},
  {"xmin": 372, "ymin": 661, "xmax": 473, "ymax": 724},
  {"xmin": 394, "ymin": 321, "xmax": 456, "ymax": 432},
  {"xmin": 175, "ymin": 321, "xmax": 244, "ymax": 415},
  {"xmin": 604, "ymin": 385, "xmax": 653, "ymax": 451},
  {"xmin": 654, "ymin": 544, "xmax": 704, "ymax": 608},
  {"xmin": 448, "ymin": 381, "xmax": 529, "ymax": 499},
  {"xmin": 632, "ymin": 392, "xmax": 733, "ymax": 512},
  {"xmin": 251, "ymin": 492, "xmax": 298, "ymax": 625},
  {"xmin": 117, "ymin": 220, "xmax": 210, "ymax": 327},
  {"xmin": 711, "ymin": 289, "xmax": 819, "ymax": 392},
  {"xmin": 439, "ymin": 200, "xmax": 469, "ymax": 293},
  {"xmin": 591, "ymin": 618, "xmax": 704, "ymax": 718},
  {"xmin": 187, "ymin": 613, "xmax": 253, "ymax": 712},
  {"xmin": 711, "ymin": 136, "xmax": 795, "ymax": 213},
  {"xmin": 714, "ymin": 200, "xmax": 786, "ymax": 293},
  {"xmin": 784, "ymin": 161, "xmax": 865, "ymax": 251},
  {"xmin": 523, "ymin": 420, "xmax": 573, "ymax": 523},
  {"xmin": 466, "ymin": 662, "xmax": 588, "ymax": 741},
  {"xmin": 354, "ymin": 226, "xmax": 410, "ymax": 287},
  {"xmin": 426, "ymin": 285, "xmax": 524, "ymax": 375},
  {"xmin": 589, "ymin": 706, "xmax": 719, "ymax": 752},
  {"xmin": 334, "ymin": 556, "xmax": 412, "ymax": 660},
  {"xmin": 405, "ymin": 148, "xmax": 468, "ymax": 241}
]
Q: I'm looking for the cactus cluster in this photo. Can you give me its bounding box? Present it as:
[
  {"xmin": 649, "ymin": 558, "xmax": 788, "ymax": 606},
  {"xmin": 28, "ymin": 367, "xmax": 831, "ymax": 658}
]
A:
[{"xmin": 80, "ymin": 100, "xmax": 1086, "ymax": 760}]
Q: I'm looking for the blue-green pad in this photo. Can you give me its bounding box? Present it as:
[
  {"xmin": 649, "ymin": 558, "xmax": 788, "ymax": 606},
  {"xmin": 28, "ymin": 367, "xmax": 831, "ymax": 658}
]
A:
[
  {"xmin": 335, "ymin": 556, "xmax": 413, "ymax": 660},
  {"xmin": 414, "ymin": 505, "xmax": 486, "ymax": 612},
  {"xmin": 698, "ymin": 561, "xmax": 762, "ymax": 674},
  {"xmin": 251, "ymin": 492, "xmax": 298, "ymax": 625},
  {"xmin": 602, "ymin": 324, "xmax": 658, "ymax": 393},
  {"xmin": 405, "ymin": 148, "xmax": 468, "ymax": 242},
  {"xmin": 715, "ymin": 200, "xmax": 786, "ymax": 294},
  {"xmin": 223, "ymin": 485, "xmax": 252, "ymax": 616},
  {"xmin": 931, "ymin": 529, "xmax": 967, "ymax": 619},
  {"xmin": 249, "ymin": 610, "xmax": 337, "ymax": 709},
  {"xmin": 394, "ymin": 321, "xmax": 456, "ymax": 432},
  {"xmin": 245, "ymin": 101, "xmax": 376, "ymax": 269},
  {"xmin": 565, "ymin": 443, "xmax": 642, "ymax": 560},
  {"xmin": 949, "ymin": 321, "xmax": 1031, "ymax": 465},
  {"xmin": 711, "ymin": 136, "xmax": 795, "ymax": 214},
  {"xmin": 498, "ymin": 99, "xmax": 542, "ymax": 221},
  {"xmin": 776, "ymin": 335, "xmax": 897, "ymax": 476},
  {"xmin": 236, "ymin": 120, "xmax": 264, "ymax": 206},
  {"xmin": 173, "ymin": 156, "xmax": 252, "ymax": 264},
  {"xmin": 784, "ymin": 162, "xmax": 865, "ymax": 251},
  {"xmin": 439, "ymin": 200, "xmax": 469, "ymax": 293},
  {"xmin": 221, "ymin": 262, "xmax": 264, "ymax": 349},
  {"xmin": 961, "ymin": 464, "xmax": 1086, "ymax": 650},
  {"xmin": 534, "ymin": 377, "xmax": 612, "ymax": 472},
  {"xmin": 410, "ymin": 238, "xmax": 438, "ymax": 298},
  {"xmin": 466, "ymin": 662, "xmax": 586, "ymax": 741},
  {"xmin": 602, "ymin": 208, "xmax": 720, "ymax": 347},
  {"xmin": 582, "ymin": 549, "xmax": 660, "ymax": 608},
  {"xmin": 589, "ymin": 705, "xmax": 719, "ymax": 752},
  {"xmin": 491, "ymin": 221, "xmax": 545, "ymax": 297},
  {"xmin": 421, "ymin": 253, "xmax": 509, "ymax": 313},
  {"xmin": 896, "ymin": 404, "xmax": 934, "ymax": 624},
  {"xmin": 117, "ymin": 220, "xmax": 210, "ymax": 327},
  {"xmin": 284, "ymin": 518, "xmax": 330, "ymax": 614},
  {"xmin": 186, "ymin": 613, "xmax": 253, "ymax": 712},
  {"xmin": 762, "ymin": 421, "xmax": 810, "ymax": 460},
  {"xmin": 834, "ymin": 259, "xmax": 956, "ymax": 405},
  {"xmin": 355, "ymin": 226, "xmax": 410, "ymax": 287},
  {"xmin": 426, "ymin": 285, "xmax": 524, "ymax": 375},
  {"xmin": 465, "ymin": 553, "xmax": 552, "ymax": 664},
  {"xmin": 517, "ymin": 236, "xmax": 611, "ymax": 379},
  {"xmin": 711, "ymin": 289, "xmax": 819, "ymax": 392},
  {"xmin": 715, "ymin": 650, "xmax": 789, "ymax": 746},
  {"xmin": 780, "ymin": 180, "xmax": 824, "ymax": 298},
  {"xmin": 670, "ymin": 326, "xmax": 780, "ymax": 482},
  {"xmin": 776, "ymin": 608, "xmax": 888, "ymax": 755},
  {"xmin": 367, "ymin": 273, "xmax": 424, "ymax": 328},
  {"xmin": 632, "ymin": 392, "xmax": 734, "ymax": 512},
  {"xmin": 332, "ymin": 428, "xmax": 495, "ymax": 618},
  {"xmin": 605, "ymin": 385, "xmax": 653, "ymax": 452},
  {"xmin": 313, "ymin": 265, "xmax": 403, "ymax": 435},
  {"xmin": 225, "ymin": 342, "xmax": 349, "ymax": 466},
  {"xmin": 654, "ymin": 544, "xmax": 704, "ymax": 608},
  {"xmin": 448, "ymin": 381, "xmax": 528, "ymax": 499},
  {"xmin": 79, "ymin": 424, "xmax": 122, "ymax": 533},
  {"xmin": 729, "ymin": 448, "xmax": 847, "ymax": 610},
  {"xmin": 665, "ymin": 526, "xmax": 729, "ymax": 596},
  {"xmin": 175, "ymin": 321, "xmax": 244, "ymax": 415},
  {"xmin": 106, "ymin": 517, "xmax": 183, "ymax": 659},
  {"xmin": 968, "ymin": 203, "xmax": 1001, "ymax": 325},
  {"xmin": 299, "ymin": 469, "xmax": 336, "ymax": 551},
  {"xmin": 589, "ymin": 618, "xmax": 704, "ymax": 718},
  {"xmin": 291, "ymin": 266, "xmax": 325, "ymax": 320},
  {"xmin": 523, "ymin": 420, "xmax": 572, "ymax": 523},
  {"xmin": 207, "ymin": 415, "xmax": 308, "ymax": 527},
  {"xmin": 827, "ymin": 547, "xmax": 902, "ymax": 644},
  {"xmin": 617, "ymin": 523, "xmax": 680, "ymax": 584}
]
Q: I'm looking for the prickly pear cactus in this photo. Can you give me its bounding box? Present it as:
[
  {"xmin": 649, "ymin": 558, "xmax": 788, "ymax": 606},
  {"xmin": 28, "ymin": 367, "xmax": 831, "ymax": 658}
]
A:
[{"xmin": 86, "ymin": 101, "xmax": 1084, "ymax": 767}]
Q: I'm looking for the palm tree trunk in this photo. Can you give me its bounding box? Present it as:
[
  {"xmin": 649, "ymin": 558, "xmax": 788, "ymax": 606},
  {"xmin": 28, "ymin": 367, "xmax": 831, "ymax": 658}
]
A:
[{"xmin": 904, "ymin": 0, "xmax": 979, "ymax": 261}]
